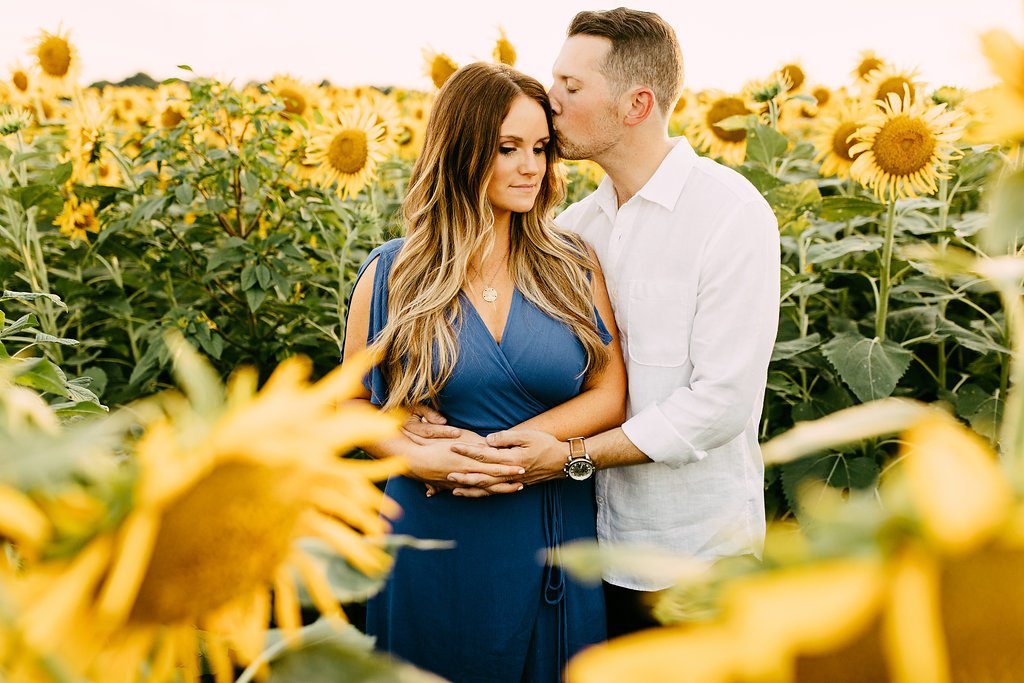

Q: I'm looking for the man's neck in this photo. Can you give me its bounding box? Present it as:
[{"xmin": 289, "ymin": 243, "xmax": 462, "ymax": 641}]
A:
[{"xmin": 593, "ymin": 133, "xmax": 676, "ymax": 209}]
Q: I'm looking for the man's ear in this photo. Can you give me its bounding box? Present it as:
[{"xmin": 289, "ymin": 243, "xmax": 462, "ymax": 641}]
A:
[{"xmin": 624, "ymin": 88, "xmax": 657, "ymax": 127}]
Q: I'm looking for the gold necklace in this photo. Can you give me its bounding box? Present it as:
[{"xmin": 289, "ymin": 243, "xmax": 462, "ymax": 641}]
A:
[{"xmin": 470, "ymin": 253, "xmax": 506, "ymax": 304}]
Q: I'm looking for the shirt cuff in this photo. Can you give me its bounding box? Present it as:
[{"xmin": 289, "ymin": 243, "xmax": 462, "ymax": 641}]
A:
[{"xmin": 622, "ymin": 404, "xmax": 707, "ymax": 469}]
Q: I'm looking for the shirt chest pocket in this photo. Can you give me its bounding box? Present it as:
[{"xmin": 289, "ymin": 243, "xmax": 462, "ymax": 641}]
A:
[{"xmin": 626, "ymin": 279, "xmax": 694, "ymax": 367}]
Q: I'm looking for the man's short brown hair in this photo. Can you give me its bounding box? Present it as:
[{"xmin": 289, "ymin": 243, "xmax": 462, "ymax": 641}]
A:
[{"xmin": 568, "ymin": 7, "xmax": 684, "ymax": 117}]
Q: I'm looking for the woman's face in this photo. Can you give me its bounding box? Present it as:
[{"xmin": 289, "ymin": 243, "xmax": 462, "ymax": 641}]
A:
[{"xmin": 486, "ymin": 95, "xmax": 549, "ymax": 217}]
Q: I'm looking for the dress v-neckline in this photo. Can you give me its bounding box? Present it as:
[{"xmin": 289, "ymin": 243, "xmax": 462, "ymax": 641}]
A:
[{"xmin": 461, "ymin": 287, "xmax": 519, "ymax": 348}]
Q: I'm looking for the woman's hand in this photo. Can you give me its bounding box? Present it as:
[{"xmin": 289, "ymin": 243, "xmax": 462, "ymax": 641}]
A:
[{"xmin": 401, "ymin": 435, "xmax": 525, "ymax": 497}]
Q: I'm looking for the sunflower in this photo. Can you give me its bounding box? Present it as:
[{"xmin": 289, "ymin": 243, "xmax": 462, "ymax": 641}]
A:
[
  {"xmin": 29, "ymin": 27, "xmax": 80, "ymax": 93},
  {"xmin": 567, "ymin": 412, "xmax": 1022, "ymax": 682},
  {"xmin": 3, "ymin": 345, "xmax": 402, "ymax": 681},
  {"xmin": 692, "ymin": 90, "xmax": 754, "ymax": 166},
  {"xmin": 55, "ymin": 194, "xmax": 101, "ymax": 242},
  {"xmin": 359, "ymin": 88, "xmax": 403, "ymax": 152},
  {"xmin": 266, "ymin": 74, "xmax": 322, "ymax": 121},
  {"xmin": 977, "ymin": 27, "xmax": 1024, "ymax": 142},
  {"xmin": 849, "ymin": 92, "xmax": 964, "ymax": 202},
  {"xmin": 305, "ymin": 106, "xmax": 386, "ymax": 199},
  {"xmin": 812, "ymin": 102, "xmax": 870, "ymax": 180},
  {"xmin": 853, "ymin": 49, "xmax": 887, "ymax": 82},
  {"xmin": 0, "ymin": 109, "xmax": 32, "ymax": 137},
  {"xmin": 394, "ymin": 115, "xmax": 426, "ymax": 161},
  {"xmin": 863, "ymin": 65, "xmax": 923, "ymax": 108},
  {"xmin": 7, "ymin": 62, "xmax": 33, "ymax": 99},
  {"xmin": 493, "ymin": 27, "xmax": 517, "ymax": 67},
  {"xmin": 149, "ymin": 83, "xmax": 190, "ymax": 130},
  {"xmin": 422, "ymin": 47, "xmax": 458, "ymax": 89},
  {"xmin": 779, "ymin": 62, "xmax": 806, "ymax": 92},
  {"xmin": 63, "ymin": 94, "xmax": 111, "ymax": 182}
]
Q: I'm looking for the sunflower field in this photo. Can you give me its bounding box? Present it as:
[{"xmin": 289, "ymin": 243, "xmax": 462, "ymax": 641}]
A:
[{"xmin": 2, "ymin": 17, "xmax": 1024, "ymax": 682}]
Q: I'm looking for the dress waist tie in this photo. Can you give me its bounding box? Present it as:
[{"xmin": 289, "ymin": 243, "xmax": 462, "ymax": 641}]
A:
[{"xmin": 542, "ymin": 482, "xmax": 569, "ymax": 674}]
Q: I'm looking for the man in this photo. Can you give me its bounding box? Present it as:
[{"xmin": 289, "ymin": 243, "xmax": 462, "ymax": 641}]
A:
[{"xmin": 412, "ymin": 8, "xmax": 780, "ymax": 637}]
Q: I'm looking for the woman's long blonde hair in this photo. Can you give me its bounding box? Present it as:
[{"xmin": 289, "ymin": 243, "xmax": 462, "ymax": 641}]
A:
[{"xmin": 373, "ymin": 62, "xmax": 609, "ymax": 410}]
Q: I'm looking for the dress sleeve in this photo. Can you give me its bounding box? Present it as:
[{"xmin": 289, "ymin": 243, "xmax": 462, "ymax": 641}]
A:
[{"xmin": 341, "ymin": 239, "xmax": 403, "ymax": 406}]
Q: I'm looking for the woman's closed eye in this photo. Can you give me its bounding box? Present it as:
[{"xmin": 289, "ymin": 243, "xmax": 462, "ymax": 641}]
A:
[{"xmin": 499, "ymin": 145, "xmax": 517, "ymax": 155}]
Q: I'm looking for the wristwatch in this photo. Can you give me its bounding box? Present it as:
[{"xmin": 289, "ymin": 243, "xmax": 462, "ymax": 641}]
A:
[{"xmin": 564, "ymin": 437, "xmax": 596, "ymax": 481}]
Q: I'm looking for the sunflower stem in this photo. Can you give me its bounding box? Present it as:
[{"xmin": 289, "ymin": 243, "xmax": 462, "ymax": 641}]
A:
[{"xmin": 874, "ymin": 201, "xmax": 897, "ymax": 340}]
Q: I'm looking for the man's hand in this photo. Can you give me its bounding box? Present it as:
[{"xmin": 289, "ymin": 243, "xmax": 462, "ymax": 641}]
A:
[
  {"xmin": 448, "ymin": 429, "xmax": 568, "ymax": 497},
  {"xmin": 402, "ymin": 404, "xmax": 462, "ymax": 440}
]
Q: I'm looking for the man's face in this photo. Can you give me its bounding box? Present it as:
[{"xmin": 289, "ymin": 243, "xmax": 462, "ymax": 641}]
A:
[{"xmin": 549, "ymin": 35, "xmax": 624, "ymax": 161}]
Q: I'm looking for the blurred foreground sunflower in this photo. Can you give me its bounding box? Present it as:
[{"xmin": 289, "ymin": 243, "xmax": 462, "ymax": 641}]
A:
[
  {"xmin": 977, "ymin": 26, "xmax": 1024, "ymax": 142},
  {"xmin": 692, "ymin": 91, "xmax": 753, "ymax": 166},
  {"xmin": 2, "ymin": 342, "xmax": 402, "ymax": 682},
  {"xmin": 569, "ymin": 408, "xmax": 1023, "ymax": 682},
  {"xmin": 306, "ymin": 107, "xmax": 386, "ymax": 199},
  {"xmin": 849, "ymin": 92, "xmax": 964, "ymax": 202},
  {"xmin": 29, "ymin": 28, "xmax": 80, "ymax": 93}
]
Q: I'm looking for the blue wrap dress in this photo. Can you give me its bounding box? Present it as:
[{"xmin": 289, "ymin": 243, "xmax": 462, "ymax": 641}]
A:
[{"xmin": 348, "ymin": 238, "xmax": 610, "ymax": 682}]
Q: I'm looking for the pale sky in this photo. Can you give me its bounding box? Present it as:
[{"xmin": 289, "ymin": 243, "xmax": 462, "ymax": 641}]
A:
[{"xmin": 3, "ymin": 0, "xmax": 1023, "ymax": 93}]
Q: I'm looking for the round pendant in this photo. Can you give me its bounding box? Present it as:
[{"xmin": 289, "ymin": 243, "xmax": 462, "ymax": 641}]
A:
[{"xmin": 482, "ymin": 287, "xmax": 498, "ymax": 303}]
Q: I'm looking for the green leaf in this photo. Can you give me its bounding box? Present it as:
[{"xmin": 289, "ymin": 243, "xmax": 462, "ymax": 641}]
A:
[
  {"xmin": 737, "ymin": 166, "xmax": 783, "ymax": 194},
  {"xmin": 256, "ymin": 264, "xmax": 272, "ymax": 289},
  {"xmin": 780, "ymin": 453, "xmax": 880, "ymax": 515},
  {"xmin": 262, "ymin": 619, "xmax": 441, "ymax": 683},
  {"xmin": 174, "ymin": 182, "xmax": 194, "ymax": 205},
  {"xmin": 936, "ymin": 318, "xmax": 1011, "ymax": 355},
  {"xmin": 805, "ymin": 234, "xmax": 884, "ymax": 265},
  {"xmin": 968, "ymin": 393, "xmax": 1003, "ymax": 441},
  {"xmin": 821, "ymin": 331, "xmax": 912, "ymax": 403},
  {"xmin": 52, "ymin": 400, "xmax": 108, "ymax": 417},
  {"xmin": 241, "ymin": 263, "xmax": 258, "ymax": 290},
  {"xmin": 764, "ymin": 180, "xmax": 821, "ymax": 228},
  {"xmin": 886, "ymin": 306, "xmax": 941, "ymax": 344},
  {"xmin": 246, "ymin": 288, "xmax": 268, "ymax": 312},
  {"xmin": 15, "ymin": 358, "xmax": 73, "ymax": 398},
  {"xmin": 33, "ymin": 332, "xmax": 80, "ymax": 346},
  {"xmin": 206, "ymin": 246, "xmax": 245, "ymax": 271},
  {"xmin": 240, "ymin": 170, "xmax": 260, "ymax": 195},
  {"xmin": 745, "ymin": 123, "xmax": 789, "ymax": 167},
  {"xmin": 1, "ymin": 291, "xmax": 67, "ymax": 309},
  {"xmin": 819, "ymin": 196, "xmax": 886, "ymax": 222},
  {"xmin": 50, "ymin": 161, "xmax": 73, "ymax": 186},
  {"xmin": 771, "ymin": 333, "xmax": 821, "ymax": 361},
  {"xmin": 0, "ymin": 313, "xmax": 38, "ymax": 339}
]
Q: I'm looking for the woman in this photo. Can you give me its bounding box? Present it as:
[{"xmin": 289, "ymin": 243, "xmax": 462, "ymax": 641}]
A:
[{"xmin": 343, "ymin": 62, "xmax": 626, "ymax": 682}]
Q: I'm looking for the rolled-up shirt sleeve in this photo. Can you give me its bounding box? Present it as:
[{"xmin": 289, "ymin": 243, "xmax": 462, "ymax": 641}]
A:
[{"xmin": 621, "ymin": 198, "xmax": 780, "ymax": 467}]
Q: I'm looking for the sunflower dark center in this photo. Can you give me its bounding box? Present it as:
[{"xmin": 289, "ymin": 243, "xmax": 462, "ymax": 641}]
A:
[
  {"xmin": 12, "ymin": 71, "xmax": 29, "ymax": 92},
  {"xmin": 38, "ymin": 37, "xmax": 72, "ymax": 77},
  {"xmin": 707, "ymin": 98, "xmax": 750, "ymax": 144},
  {"xmin": 831, "ymin": 122, "xmax": 861, "ymax": 162},
  {"xmin": 782, "ymin": 64, "xmax": 805, "ymax": 91},
  {"xmin": 876, "ymin": 77, "xmax": 915, "ymax": 106},
  {"xmin": 872, "ymin": 115, "xmax": 936, "ymax": 176},
  {"xmin": 328, "ymin": 129, "xmax": 369, "ymax": 174}
]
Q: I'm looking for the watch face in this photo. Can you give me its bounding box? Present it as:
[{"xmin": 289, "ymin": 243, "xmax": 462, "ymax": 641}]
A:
[{"xmin": 566, "ymin": 458, "xmax": 595, "ymax": 481}]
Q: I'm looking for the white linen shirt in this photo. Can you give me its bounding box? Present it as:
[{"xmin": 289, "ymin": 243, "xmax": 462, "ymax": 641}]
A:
[{"xmin": 556, "ymin": 138, "xmax": 780, "ymax": 590}]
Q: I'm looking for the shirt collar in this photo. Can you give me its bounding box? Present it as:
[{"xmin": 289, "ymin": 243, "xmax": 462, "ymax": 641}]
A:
[
  {"xmin": 590, "ymin": 137, "xmax": 698, "ymax": 219},
  {"xmin": 635, "ymin": 137, "xmax": 698, "ymax": 210}
]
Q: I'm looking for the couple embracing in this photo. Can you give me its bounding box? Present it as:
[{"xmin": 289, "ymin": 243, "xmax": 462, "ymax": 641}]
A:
[{"xmin": 342, "ymin": 7, "xmax": 781, "ymax": 682}]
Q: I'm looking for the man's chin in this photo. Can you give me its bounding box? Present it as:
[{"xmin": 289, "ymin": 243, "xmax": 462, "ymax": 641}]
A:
[{"xmin": 555, "ymin": 142, "xmax": 591, "ymax": 161}]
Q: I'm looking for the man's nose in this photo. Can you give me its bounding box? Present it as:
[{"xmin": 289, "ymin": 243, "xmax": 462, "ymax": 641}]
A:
[{"xmin": 548, "ymin": 87, "xmax": 562, "ymax": 115}]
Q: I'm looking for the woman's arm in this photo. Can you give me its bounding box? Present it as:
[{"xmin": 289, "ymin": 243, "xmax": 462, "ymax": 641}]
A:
[
  {"xmin": 343, "ymin": 257, "xmax": 523, "ymax": 490},
  {"xmin": 511, "ymin": 246, "xmax": 627, "ymax": 439}
]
